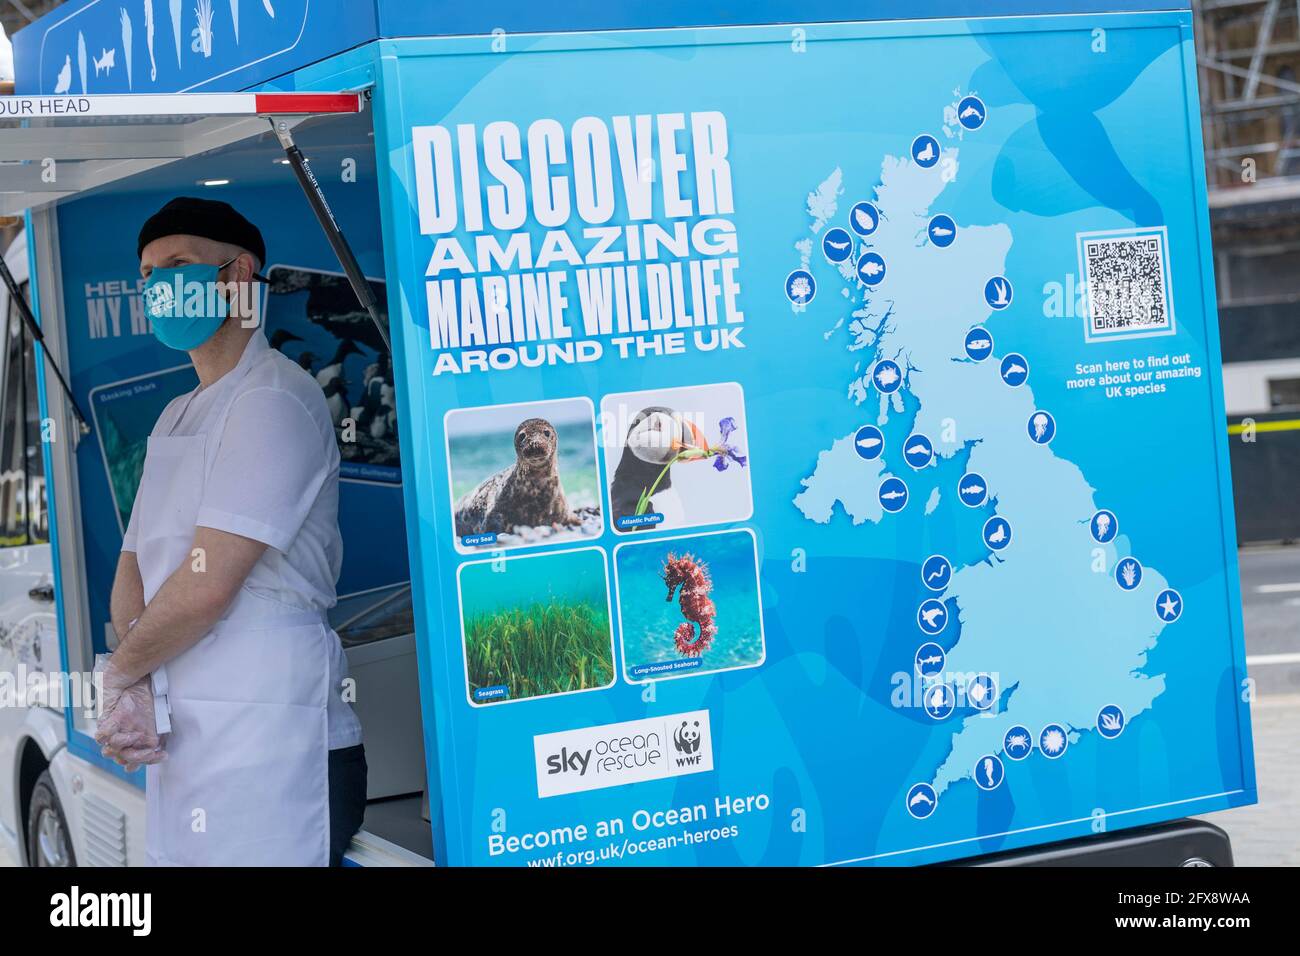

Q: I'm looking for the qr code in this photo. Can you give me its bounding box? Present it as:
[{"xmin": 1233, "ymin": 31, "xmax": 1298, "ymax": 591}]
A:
[{"xmin": 1078, "ymin": 229, "xmax": 1174, "ymax": 341}]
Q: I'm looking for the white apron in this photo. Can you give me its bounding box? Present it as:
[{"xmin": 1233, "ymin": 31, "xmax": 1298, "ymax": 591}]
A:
[{"xmin": 136, "ymin": 365, "xmax": 331, "ymax": 867}]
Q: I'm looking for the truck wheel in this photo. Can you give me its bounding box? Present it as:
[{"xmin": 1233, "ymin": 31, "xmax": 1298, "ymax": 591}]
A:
[{"xmin": 26, "ymin": 771, "xmax": 75, "ymax": 867}]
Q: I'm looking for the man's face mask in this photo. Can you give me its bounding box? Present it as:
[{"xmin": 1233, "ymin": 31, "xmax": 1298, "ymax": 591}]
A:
[{"xmin": 141, "ymin": 255, "xmax": 238, "ymax": 351}]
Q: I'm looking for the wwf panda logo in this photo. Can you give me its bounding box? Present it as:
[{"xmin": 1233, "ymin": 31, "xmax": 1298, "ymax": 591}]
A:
[{"xmin": 673, "ymin": 720, "xmax": 701, "ymax": 755}]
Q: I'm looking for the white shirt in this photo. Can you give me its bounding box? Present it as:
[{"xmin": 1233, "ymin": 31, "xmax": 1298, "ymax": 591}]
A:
[{"xmin": 123, "ymin": 330, "xmax": 363, "ymax": 749}]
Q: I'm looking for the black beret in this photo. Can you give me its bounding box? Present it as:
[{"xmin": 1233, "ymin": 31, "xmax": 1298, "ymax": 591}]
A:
[{"xmin": 137, "ymin": 196, "xmax": 266, "ymax": 268}]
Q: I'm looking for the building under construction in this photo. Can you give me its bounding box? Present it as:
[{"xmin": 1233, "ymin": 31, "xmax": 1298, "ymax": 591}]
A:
[{"xmin": 1199, "ymin": 2, "xmax": 1300, "ymax": 540}]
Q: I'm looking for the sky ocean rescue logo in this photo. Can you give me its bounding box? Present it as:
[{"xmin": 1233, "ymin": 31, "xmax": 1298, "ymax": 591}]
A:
[{"xmin": 534, "ymin": 710, "xmax": 713, "ymax": 797}]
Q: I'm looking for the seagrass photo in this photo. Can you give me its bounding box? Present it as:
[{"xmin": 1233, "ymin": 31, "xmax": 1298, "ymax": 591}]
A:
[{"xmin": 457, "ymin": 549, "xmax": 615, "ymax": 706}]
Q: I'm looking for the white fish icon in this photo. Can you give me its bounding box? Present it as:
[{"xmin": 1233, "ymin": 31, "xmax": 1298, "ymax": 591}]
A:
[
  {"xmin": 145, "ymin": 0, "xmax": 157, "ymax": 81},
  {"xmin": 77, "ymin": 31, "xmax": 87, "ymax": 92},
  {"xmin": 856, "ymin": 436, "xmax": 882, "ymax": 450},
  {"xmin": 986, "ymin": 523, "xmax": 1007, "ymax": 545},
  {"xmin": 881, "ymin": 490, "xmax": 906, "ymax": 501},
  {"xmin": 853, "ymin": 207, "xmax": 875, "ymax": 232},
  {"xmin": 860, "ymin": 259, "xmax": 884, "ymax": 277},
  {"xmin": 826, "ymin": 238, "xmax": 850, "ymax": 251},
  {"xmin": 906, "ymin": 442, "xmax": 930, "ymax": 458},
  {"xmin": 120, "ymin": 8, "xmax": 133, "ymax": 89},
  {"xmin": 969, "ymin": 681, "xmax": 989, "ymax": 704},
  {"xmin": 961, "ymin": 482, "xmax": 985, "ymax": 496},
  {"xmin": 94, "ymin": 48, "xmax": 116, "ymax": 75}
]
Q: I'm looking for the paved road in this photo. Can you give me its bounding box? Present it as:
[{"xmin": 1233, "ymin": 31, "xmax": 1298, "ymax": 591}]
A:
[
  {"xmin": 1237, "ymin": 546, "xmax": 1300, "ymax": 696},
  {"xmin": 1207, "ymin": 545, "xmax": 1300, "ymax": 864}
]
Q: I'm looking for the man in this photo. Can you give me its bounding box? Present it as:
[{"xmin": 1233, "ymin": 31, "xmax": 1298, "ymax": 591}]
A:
[{"xmin": 95, "ymin": 197, "xmax": 366, "ymax": 866}]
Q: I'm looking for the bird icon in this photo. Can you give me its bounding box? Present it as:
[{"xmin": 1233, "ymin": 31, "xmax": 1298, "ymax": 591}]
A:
[
  {"xmin": 989, "ymin": 279, "xmax": 1010, "ymax": 306},
  {"xmin": 54, "ymin": 55, "xmax": 72, "ymax": 93}
]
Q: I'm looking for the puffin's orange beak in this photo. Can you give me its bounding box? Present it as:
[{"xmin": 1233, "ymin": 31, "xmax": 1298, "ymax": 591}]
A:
[{"xmin": 672, "ymin": 419, "xmax": 709, "ymax": 453}]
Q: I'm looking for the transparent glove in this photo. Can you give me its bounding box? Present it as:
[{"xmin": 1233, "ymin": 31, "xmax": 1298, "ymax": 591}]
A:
[{"xmin": 93, "ymin": 656, "xmax": 167, "ymax": 772}]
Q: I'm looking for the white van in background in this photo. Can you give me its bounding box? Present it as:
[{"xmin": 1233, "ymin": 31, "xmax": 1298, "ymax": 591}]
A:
[{"xmin": 0, "ymin": 228, "xmax": 133, "ymax": 866}]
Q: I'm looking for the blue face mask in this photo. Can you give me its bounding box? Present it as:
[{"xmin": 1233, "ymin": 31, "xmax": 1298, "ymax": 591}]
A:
[{"xmin": 141, "ymin": 256, "xmax": 237, "ymax": 351}]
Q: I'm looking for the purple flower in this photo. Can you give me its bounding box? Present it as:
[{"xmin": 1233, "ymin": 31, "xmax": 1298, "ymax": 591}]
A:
[{"xmin": 710, "ymin": 417, "xmax": 748, "ymax": 472}]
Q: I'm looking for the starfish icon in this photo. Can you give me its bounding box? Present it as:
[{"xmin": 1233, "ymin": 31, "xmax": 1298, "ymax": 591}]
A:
[{"xmin": 1159, "ymin": 593, "xmax": 1180, "ymax": 620}]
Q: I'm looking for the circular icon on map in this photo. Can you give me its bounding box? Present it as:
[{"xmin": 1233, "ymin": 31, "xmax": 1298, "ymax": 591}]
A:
[
  {"xmin": 904, "ymin": 433, "xmax": 934, "ymax": 469},
  {"xmin": 1004, "ymin": 725, "xmax": 1034, "ymax": 761},
  {"xmin": 1027, "ymin": 410, "xmax": 1056, "ymax": 445},
  {"xmin": 1156, "ymin": 588, "xmax": 1182, "ymax": 622},
  {"xmin": 957, "ymin": 95, "xmax": 987, "ymax": 130},
  {"xmin": 917, "ymin": 599, "xmax": 948, "ymax": 636},
  {"xmin": 958, "ymin": 472, "xmax": 988, "ymax": 508},
  {"xmin": 915, "ymin": 642, "xmax": 946, "ymax": 679},
  {"xmin": 912, "ymin": 133, "xmax": 941, "ymax": 168},
  {"xmin": 928, "ymin": 214, "xmax": 957, "ymax": 248},
  {"xmin": 785, "ymin": 269, "xmax": 816, "ymax": 305},
  {"xmin": 1097, "ymin": 704, "xmax": 1126, "ymax": 740},
  {"xmin": 879, "ymin": 476, "xmax": 909, "ymax": 513},
  {"xmin": 858, "ymin": 251, "xmax": 887, "ymax": 286},
  {"xmin": 1090, "ymin": 509, "xmax": 1119, "ymax": 543},
  {"xmin": 967, "ymin": 673, "xmax": 998, "ymax": 711},
  {"xmin": 1039, "ymin": 723, "xmax": 1069, "ymax": 759},
  {"xmin": 1000, "ymin": 353, "xmax": 1029, "ymax": 387},
  {"xmin": 906, "ymin": 782, "xmax": 939, "ymax": 819},
  {"xmin": 1115, "ymin": 557, "xmax": 1143, "ymax": 591},
  {"xmin": 984, "ymin": 275, "xmax": 1014, "ymax": 310},
  {"xmin": 872, "ymin": 359, "xmax": 903, "ymax": 393},
  {"xmin": 924, "ymin": 682, "xmax": 956, "ymax": 720},
  {"xmin": 964, "ymin": 327, "xmax": 993, "ymax": 361},
  {"xmin": 922, "ymin": 554, "xmax": 952, "ymax": 592},
  {"xmin": 974, "ymin": 753, "xmax": 1005, "ymax": 791},
  {"xmin": 853, "ymin": 424, "xmax": 885, "ymax": 461},
  {"xmin": 822, "ymin": 226, "xmax": 854, "ymax": 263},
  {"xmin": 983, "ymin": 515, "xmax": 1012, "ymax": 551},
  {"xmin": 849, "ymin": 201, "xmax": 880, "ymax": 237}
]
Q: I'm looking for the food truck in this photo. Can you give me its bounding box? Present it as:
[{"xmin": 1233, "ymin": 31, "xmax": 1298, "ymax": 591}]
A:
[{"xmin": 0, "ymin": 0, "xmax": 1255, "ymax": 867}]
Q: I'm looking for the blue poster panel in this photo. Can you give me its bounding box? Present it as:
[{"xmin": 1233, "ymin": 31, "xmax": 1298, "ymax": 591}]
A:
[{"xmin": 373, "ymin": 12, "xmax": 1253, "ymax": 866}]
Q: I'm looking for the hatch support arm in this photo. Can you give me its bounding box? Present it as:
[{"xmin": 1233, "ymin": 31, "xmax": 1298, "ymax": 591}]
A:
[
  {"xmin": 0, "ymin": 251, "xmax": 91, "ymax": 439},
  {"xmin": 269, "ymin": 117, "xmax": 390, "ymax": 352}
]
